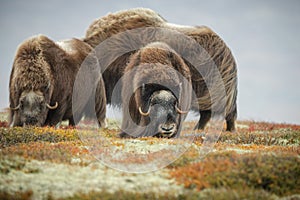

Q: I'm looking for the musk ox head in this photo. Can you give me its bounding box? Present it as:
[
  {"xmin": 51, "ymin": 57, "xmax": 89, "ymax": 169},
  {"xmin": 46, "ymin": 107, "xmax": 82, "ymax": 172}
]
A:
[
  {"xmin": 11, "ymin": 90, "xmax": 58, "ymax": 126},
  {"xmin": 136, "ymin": 85, "xmax": 188, "ymax": 138},
  {"xmin": 120, "ymin": 42, "xmax": 192, "ymax": 138}
]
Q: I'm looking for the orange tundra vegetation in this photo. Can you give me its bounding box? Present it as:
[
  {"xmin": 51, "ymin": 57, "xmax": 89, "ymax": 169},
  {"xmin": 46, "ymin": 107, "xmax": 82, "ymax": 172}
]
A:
[{"xmin": 169, "ymin": 151, "xmax": 300, "ymax": 196}]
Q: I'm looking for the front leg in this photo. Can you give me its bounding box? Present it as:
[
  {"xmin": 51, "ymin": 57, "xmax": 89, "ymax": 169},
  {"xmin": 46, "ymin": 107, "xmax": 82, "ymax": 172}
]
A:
[
  {"xmin": 45, "ymin": 110, "xmax": 63, "ymax": 127},
  {"xmin": 9, "ymin": 111, "xmax": 21, "ymax": 127},
  {"xmin": 194, "ymin": 110, "xmax": 211, "ymax": 130},
  {"xmin": 68, "ymin": 117, "xmax": 75, "ymax": 127},
  {"xmin": 119, "ymin": 131, "xmax": 135, "ymax": 138}
]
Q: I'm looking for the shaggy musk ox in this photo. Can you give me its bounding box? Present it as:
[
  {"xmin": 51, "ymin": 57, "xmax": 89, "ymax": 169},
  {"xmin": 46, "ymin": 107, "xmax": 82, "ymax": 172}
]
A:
[
  {"xmin": 9, "ymin": 35, "xmax": 106, "ymax": 127},
  {"xmin": 84, "ymin": 8, "xmax": 237, "ymax": 132},
  {"xmin": 83, "ymin": 8, "xmax": 166, "ymax": 105},
  {"xmin": 120, "ymin": 42, "xmax": 192, "ymax": 138}
]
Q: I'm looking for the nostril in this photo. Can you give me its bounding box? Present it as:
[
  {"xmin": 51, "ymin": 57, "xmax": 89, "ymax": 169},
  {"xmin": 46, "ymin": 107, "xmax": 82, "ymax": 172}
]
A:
[
  {"xmin": 26, "ymin": 116, "xmax": 38, "ymax": 125},
  {"xmin": 161, "ymin": 124, "xmax": 175, "ymax": 132}
]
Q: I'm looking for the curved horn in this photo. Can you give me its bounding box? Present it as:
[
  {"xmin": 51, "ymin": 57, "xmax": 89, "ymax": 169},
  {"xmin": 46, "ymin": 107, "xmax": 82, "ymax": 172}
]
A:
[
  {"xmin": 176, "ymin": 105, "xmax": 189, "ymax": 114},
  {"xmin": 46, "ymin": 102, "xmax": 58, "ymax": 109},
  {"xmin": 10, "ymin": 104, "xmax": 20, "ymax": 111},
  {"xmin": 138, "ymin": 106, "xmax": 150, "ymax": 116}
]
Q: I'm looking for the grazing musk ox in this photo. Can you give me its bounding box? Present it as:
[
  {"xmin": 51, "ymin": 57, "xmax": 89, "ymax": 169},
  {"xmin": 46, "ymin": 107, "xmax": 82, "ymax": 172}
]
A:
[
  {"xmin": 120, "ymin": 42, "xmax": 192, "ymax": 138},
  {"xmin": 84, "ymin": 8, "xmax": 237, "ymax": 132},
  {"xmin": 9, "ymin": 35, "xmax": 106, "ymax": 127}
]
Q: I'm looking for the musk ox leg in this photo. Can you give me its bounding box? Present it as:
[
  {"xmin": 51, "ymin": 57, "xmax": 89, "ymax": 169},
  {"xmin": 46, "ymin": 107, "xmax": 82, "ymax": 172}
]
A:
[
  {"xmin": 225, "ymin": 107, "xmax": 237, "ymax": 132},
  {"xmin": 69, "ymin": 118, "xmax": 75, "ymax": 126},
  {"xmin": 97, "ymin": 118, "xmax": 106, "ymax": 128},
  {"xmin": 9, "ymin": 112, "xmax": 21, "ymax": 127},
  {"xmin": 119, "ymin": 132, "xmax": 135, "ymax": 138},
  {"xmin": 8, "ymin": 111, "xmax": 15, "ymax": 127},
  {"xmin": 45, "ymin": 113, "xmax": 63, "ymax": 127},
  {"xmin": 94, "ymin": 81, "xmax": 107, "ymax": 128},
  {"xmin": 95, "ymin": 100, "xmax": 106, "ymax": 128},
  {"xmin": 195, "ymin": 110, "xmax": 211, "ymax": 130},
  {"xmin": 226, "ymin": 120, "xmax": 235, "ymax": 132}
]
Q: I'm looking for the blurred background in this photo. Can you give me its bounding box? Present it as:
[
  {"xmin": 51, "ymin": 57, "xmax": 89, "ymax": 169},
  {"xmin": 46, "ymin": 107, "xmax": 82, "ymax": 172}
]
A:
[{"xmin": 0, "ymin": 0, "xmax": 299, "ymax": 124}]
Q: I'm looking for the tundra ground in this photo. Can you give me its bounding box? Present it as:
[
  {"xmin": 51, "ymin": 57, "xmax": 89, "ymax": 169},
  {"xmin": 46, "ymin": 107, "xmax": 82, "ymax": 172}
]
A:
[{"xmin": 0, "ymin": 111, "xmax": 299, "ymax": 200}]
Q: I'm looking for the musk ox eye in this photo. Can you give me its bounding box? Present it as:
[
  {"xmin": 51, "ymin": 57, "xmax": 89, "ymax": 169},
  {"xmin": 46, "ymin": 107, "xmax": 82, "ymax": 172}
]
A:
[
  {"xmin": 19, "ymin": 100, "xmax": 24, "ymax": 107},
  {"xmin": 150, "ymin": 102, "xmax": 157, "ymax": 106},
  {"xmin": 149, "ymin": 101, "xmax": 156, "ymax": 106}
]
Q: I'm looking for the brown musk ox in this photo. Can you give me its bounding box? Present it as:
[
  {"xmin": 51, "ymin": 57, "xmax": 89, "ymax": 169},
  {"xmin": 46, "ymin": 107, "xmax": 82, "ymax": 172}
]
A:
[
  {"xmin": 9, "ymin": 35, "xmax": 106, "ymax": 127},
  {"xmin": 84, "ymin": 8, "xmax": 237, "ymax": 132},
  {"xmin": 83, "ymin": 8, "xmax": 166, "ymax": 105},
  {"xmin": 120, "ymin": 42, "xmax": 192, "ymax": 138}
]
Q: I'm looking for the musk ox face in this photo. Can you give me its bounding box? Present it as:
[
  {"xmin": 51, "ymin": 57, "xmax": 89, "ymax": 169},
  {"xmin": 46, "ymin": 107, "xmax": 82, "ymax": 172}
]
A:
[
  {"xmin": 11, "ymin": 90, "xmax": 58, "ymax": 126},
  {"xmin": 139, "ymin": 90, "xmax": 187, "ymax": 138}
]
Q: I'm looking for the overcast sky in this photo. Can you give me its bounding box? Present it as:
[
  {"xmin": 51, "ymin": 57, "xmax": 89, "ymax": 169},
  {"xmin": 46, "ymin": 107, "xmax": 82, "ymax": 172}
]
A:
[{"xmin": 0, "ymin": 0, "xmax": 299, "ymax": 124}]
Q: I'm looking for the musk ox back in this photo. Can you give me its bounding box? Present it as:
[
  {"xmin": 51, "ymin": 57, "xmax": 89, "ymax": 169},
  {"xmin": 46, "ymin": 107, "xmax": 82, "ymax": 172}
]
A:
[
  {"xmin": 84, "ymin": 8, "xmax": 166, "ymax": 48},
  {"xmin": 83, "ymin": 8, "xmax": 166, "ymax": 105},
  {"xmin": 9, "ymin": 35, "xmax": 106, "ymax": 127},
  {"xmin": 120, "ymin": 42, "xmax": 192, "ymax": 138},
  {"xmin": 84, "ymin": 8, "xmax": 237, "ymax": 132}
]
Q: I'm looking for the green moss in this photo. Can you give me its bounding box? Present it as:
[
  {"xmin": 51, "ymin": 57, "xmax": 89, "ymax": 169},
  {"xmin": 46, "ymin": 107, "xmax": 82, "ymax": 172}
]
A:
[
  {"xmin": 241, "ymin": 121, "xmax": 300, "ymax": 132},
  {"xmin": 0, "ymin": 127, "xmax": 79, "ymax": 147},
  {"xmin": 217, "ymin": 129, "xmax": 300, "ymax": 146},
  {"xmin": 195, "ymin": 188, "xmax": 278, "ymax": 200},
  {"xmin": 61, "ymin": 191, "xmax": 172, "ymax": 200},
  {"xmin": 60, "ymin": 190, "xmax": 201, "ymax": 200},
  {"xmin": 170, "ymin": 152, "xmax": 300, "ymax": 196},
  {"xmin": 0, "ymin": 189, "xmax": 290, "ymax": 200},
  {"xmin": 0, "ymin": 126, "xmax": 121, "ymax": 148},
  {"xmin": 237, "ymin": 154, "xmax": 300, "ymax": 196},
  {"xmin": 0, "ymin": 141, "xmax": 92, "ymax": 165},
  {"xmin": 58, "ymin": 188, "xmax": 280, "ymax": 200}
]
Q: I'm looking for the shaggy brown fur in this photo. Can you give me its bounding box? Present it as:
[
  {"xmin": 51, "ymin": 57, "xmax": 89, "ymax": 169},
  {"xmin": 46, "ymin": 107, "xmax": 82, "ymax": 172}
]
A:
[
  {"xmin": 84, "ymin": 8, "xmax": 166, "ymax": 48},
  {"xmin": 121, "ymin": 42, "xmax": 192, "ymax": 137},
  {"xmin": 84, "ymin": 8, "xmax": 237, "ymax": 131},
  {"xmin": 83, "ymin": 8, "xmax": 167, "ymax": 105},
  {"xmin": 9, "ymin": 35, "xmax": 106, "ymax": 127}
]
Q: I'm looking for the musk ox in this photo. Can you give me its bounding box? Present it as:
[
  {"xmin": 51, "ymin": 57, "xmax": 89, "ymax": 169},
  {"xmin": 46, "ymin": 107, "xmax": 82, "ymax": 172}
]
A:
[
  {"xmin": 120, "ymin": 42, "xmax": 192, "ymax": 138},
  {"xmin": 9, "ymin": 35, "xmax": 106, "ymax": 127},
  {"xmin": 84, "ymin": 8, "xmax": 237, "ymax": 132}
]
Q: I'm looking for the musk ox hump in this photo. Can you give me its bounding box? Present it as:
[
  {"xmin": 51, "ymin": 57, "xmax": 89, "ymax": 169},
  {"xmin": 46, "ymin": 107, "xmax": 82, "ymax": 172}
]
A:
[
  {"xmin": 12, "ymin": 35, "xmax": 54, "ymax": 92},
  {"xmin": 84, "ymin": 8, "xmax": 166, "ymax": 47}
]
